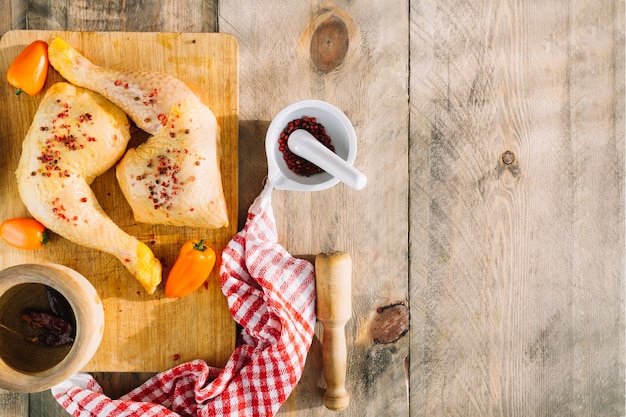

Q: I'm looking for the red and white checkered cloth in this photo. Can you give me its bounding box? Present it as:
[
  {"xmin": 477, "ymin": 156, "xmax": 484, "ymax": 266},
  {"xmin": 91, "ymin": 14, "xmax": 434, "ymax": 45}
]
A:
[{"xmin": 52, "ymin": 182, "xmax": 317, "ymax": 416}]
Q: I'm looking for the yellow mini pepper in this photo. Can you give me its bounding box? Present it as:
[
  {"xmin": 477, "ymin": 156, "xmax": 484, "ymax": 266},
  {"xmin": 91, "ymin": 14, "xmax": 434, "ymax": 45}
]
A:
[
  {"xmin": 7, "ymin": 40, "xmax": 49, "ymax": 96},
  {"xmin": 165, "ymin": 238, "xmax": 216, "ymax": 298}
]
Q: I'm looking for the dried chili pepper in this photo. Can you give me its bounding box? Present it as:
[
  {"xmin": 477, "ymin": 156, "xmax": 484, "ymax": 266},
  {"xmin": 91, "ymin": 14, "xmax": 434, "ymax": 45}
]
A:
[
  {"xmin": 46, "ymin": 286, "xmax": 75, "ymax": 327},
  {"xmin": 21, "ymin": 309, "xmax": 74, "ymax": 346},
  {"xmin": 6, "ymin": 40, "xmax": 49, "ymax": 96},
  {"xmin": 165, "ymin": 238, "xmax": 216, "ymax": 298},
  {"xmin": 0, "ymin": 217, "xmax": 50, "ymax": 250},
  {"xmin": 278, "ymin": 116, "xmax": 336, "ymax": 176}
]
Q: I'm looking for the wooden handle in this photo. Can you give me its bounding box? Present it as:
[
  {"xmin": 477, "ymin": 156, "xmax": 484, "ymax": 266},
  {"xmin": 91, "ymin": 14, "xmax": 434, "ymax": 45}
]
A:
[{"xmin": 315, "ymin": 251, "xmax": 352, "ymax": 411}]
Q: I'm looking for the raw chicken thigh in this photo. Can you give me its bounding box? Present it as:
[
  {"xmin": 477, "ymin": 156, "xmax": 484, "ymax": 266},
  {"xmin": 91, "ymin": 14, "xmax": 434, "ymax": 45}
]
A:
[
  {"xmin": 48, "ymin": 37, "xmax": 228, "ymax": 229},
  {"xmin": 16, "ymin": 82, "xmax": 162, "ymax": 294}
]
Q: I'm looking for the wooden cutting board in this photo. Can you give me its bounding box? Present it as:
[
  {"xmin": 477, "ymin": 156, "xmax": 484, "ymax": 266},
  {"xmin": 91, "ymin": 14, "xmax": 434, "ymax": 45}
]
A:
[{"xmin": 0, "ymin": 30, "xmax": 238, "ymax": 372}]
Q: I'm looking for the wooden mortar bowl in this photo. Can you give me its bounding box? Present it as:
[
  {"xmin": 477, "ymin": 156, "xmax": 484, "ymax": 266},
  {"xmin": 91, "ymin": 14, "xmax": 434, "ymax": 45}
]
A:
[{"xmin": 0, "ymin": 263, "xmax": 104, "ymax": 393}]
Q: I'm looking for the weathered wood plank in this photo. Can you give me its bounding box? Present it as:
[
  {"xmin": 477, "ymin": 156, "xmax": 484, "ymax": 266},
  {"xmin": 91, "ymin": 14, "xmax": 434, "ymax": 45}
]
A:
[
  {"xmin": 28, "ymin": 390, "xmax": 69, "ymax": 417},
  {"xmin": 0, "ymin": 389, "xmax": 28, "ymax": 417},
  {"xmin": 0, "ymin": 0, "xmax": 27, "ymax": 33},
  {"xmin": 91, "ymin": 372, "xmax": 156, "ymax": 399},
  {"xmin": 220, "ymin": 0, "xmax": 410, "ymax": 415},
  {"xmin": 410, "ymin": 0, "xmax": 624, "ymax": 416},
  {"xmin": 0, "ymin": 1, "xmax": 30, "ymax": 414},
  {"xmin": 26, "ymin": 0, "xmax": 217, "ymax": 32}
]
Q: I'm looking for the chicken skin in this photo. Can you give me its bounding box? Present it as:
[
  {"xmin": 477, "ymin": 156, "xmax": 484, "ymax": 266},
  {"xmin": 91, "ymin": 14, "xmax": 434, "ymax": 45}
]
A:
[
  {"xmin": 16, "ymin": 82, "xmax": 162, "ymax": 294},
  {"xmin": 48, "ymin": 37, "xmax": 228, "ymax": 229}
]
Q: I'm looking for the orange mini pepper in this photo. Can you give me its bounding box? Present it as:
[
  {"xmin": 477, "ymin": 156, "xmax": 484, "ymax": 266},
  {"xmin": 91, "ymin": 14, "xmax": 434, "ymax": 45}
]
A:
[
  {"xmin": 0, "ymin": 218, "xmax": 49, "ymax": 250},
  {"xmin": 165, "ymin": 238, "xmax": 216, "ymax": 298},
  {"xmin": 7, "ymin": 40, "xmax": 49, "ymax": 96}
]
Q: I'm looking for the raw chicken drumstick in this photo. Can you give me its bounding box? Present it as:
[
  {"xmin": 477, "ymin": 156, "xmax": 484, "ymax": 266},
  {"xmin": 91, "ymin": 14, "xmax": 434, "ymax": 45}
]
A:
[
  {"xmin": 16, "ymin": 82, "xmax": 162, "ymax": 294},
  {"xmin": 48, "ymin": 37, "xmax": 228, "ymax": 229}
]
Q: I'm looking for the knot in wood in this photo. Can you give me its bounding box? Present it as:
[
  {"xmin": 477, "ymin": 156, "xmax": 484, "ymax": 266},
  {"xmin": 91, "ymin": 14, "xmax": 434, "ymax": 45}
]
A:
[
  {"xmin": 310, "ymin": 15, "xmax": 350, "ymax": 73},
  {"xmin": 370, "ymin": 302, "xmax": 409, "ymax": 344},
  {"xmin": 502, "ymin": 150, "xmax": 515, "ymax": 165}
]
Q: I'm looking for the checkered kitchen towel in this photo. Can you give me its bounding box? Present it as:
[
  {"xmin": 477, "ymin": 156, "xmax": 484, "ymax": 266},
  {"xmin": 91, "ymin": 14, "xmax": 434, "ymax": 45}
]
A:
[{"xmin": 52, "ymin": 181, "xmax": 317, "ymax": 416}]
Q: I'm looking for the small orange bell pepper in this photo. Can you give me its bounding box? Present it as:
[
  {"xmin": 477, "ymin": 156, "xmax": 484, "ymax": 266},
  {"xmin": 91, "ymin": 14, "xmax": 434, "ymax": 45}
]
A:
[
  {"xmin": 165, "ymin": 238, "xmax": 216, "ymax": 298},
  {"xmin": 7, "ymin": 40, "xmax": 49, "ymax": 96},
  {"xmin": 0, "ymin": 218, "xmax": 49, "ymax": 250}
]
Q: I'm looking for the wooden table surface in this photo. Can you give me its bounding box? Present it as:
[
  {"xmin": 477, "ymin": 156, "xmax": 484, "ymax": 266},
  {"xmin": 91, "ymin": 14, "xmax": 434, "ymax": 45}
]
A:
[{"xmin": 0, "ymin": 1, "xmax": 623, "ymax": 416}]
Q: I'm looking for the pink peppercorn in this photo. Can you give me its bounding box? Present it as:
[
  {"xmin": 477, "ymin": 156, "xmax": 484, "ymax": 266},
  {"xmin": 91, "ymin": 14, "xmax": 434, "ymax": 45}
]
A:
[{"xmin": 278, "ymin": 116, "xmax": 335, "ymax": 177}]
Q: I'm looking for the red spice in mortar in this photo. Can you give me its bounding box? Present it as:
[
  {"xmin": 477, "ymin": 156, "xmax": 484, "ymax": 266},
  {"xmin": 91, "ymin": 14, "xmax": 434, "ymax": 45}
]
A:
[{"xmin": 278, "ymin": 116, "xmax": 336, "ymax": 176}]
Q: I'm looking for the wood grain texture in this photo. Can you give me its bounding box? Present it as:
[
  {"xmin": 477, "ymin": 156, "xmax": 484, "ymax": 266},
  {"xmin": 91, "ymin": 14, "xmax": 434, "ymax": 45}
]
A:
[
  {"xmin": 0, "ymin": 388, "xmax": 28, "ymax": 417},
  {"xmin": 410, "ymin": 0, "xmax": 624, "ymax": 416},
  {"xmin": 27, "ymin": 390, "xmax": 68, "ymax": 417},
  {"xmin": 26, "ymin": 0, "xmax": 217, "ymax": 33},
  {"xmin": 0, "ymin": 0, "xmax": 622, "ymax": 416},
  {"xmin": 220, "ymin": 1, "xmax": 410, "ymax": 415},
  {"xmin": 0, "ymin": 0, "xmax": 26, "ymax": 34}
]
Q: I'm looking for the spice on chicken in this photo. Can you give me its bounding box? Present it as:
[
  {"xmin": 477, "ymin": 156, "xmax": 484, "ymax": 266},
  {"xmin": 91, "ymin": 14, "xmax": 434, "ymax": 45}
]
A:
[
  {"xmin": 278, "ymin": 116, "xmax": 336, "ymax": 176},
  {"xmin": 36, "ymin": 100, "xmax": 94, "ymax": 178}
]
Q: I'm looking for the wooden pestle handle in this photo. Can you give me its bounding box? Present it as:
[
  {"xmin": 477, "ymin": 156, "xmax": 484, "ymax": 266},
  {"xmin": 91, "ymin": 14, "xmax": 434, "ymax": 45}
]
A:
[{"xmin": 315, "ymin": 251, "xmax": 352, "ymax": 411}]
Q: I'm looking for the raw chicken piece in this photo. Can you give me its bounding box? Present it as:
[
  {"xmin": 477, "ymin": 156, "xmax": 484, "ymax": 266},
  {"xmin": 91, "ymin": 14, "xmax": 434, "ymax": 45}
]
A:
[
  {"xmin": 16, "ymin": 82, "xmax": 162, "ymax": 294},
  {"xmin": 116, "ymin": 97, "xmax": 228, "ymax": 227},
  {"xmin": 48, "ymin": 37, "xmax": 228, "ymax": 228}
]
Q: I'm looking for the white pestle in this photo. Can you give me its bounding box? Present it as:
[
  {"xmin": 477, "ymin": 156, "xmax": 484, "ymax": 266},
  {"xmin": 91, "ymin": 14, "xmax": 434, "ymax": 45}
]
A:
[{"xmin": 288, "ymin": 129, "xmax": 367, "ymax": 190}]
